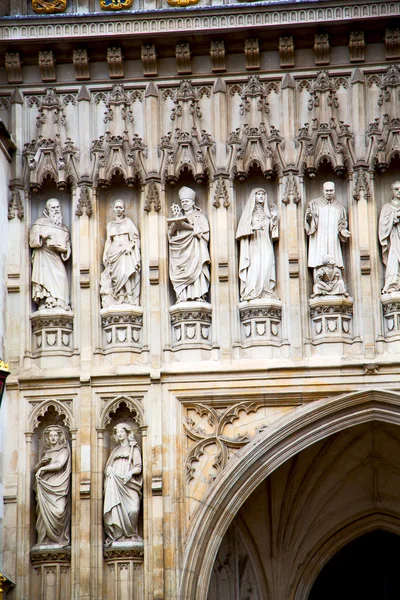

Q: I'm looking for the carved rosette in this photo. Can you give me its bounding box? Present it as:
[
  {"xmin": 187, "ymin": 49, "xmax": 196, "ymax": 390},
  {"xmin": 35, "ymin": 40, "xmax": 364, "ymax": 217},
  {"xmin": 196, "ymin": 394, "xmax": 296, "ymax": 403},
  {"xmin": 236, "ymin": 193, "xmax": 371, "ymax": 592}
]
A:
[
  {"xmin": 100, "ymin": 305, "xmax": 143, "ymax": 352},
  {"xmin": 30, "ymin": 309, "xmax": 74, "ymax": 356},
  {"xmin": 239, "ymin": 298, "xmax": 282, "ymax": 345},
  {"xmin": 381, "ymin": 292, "xmax": 400, "ymax": 339},
  {"xmin": 309, "ymin": 295, "xmax": 353, "ymax": 344},
  {"xmin": 30, "ymin": 546, "xmax": 71, "ymax": 599},
  {"xmin": 169, "ymin": 301, "xmax": 212, "ymax": 348}
]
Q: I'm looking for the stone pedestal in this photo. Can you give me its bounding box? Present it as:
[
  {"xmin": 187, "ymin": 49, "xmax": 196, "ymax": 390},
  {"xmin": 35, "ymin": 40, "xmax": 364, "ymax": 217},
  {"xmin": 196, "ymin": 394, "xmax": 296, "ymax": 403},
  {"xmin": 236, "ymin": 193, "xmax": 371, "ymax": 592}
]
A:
[
  {"xmin": 169, "ymin": 301, "xmax": 212, "ymax": 348},
  {"xmin": 103, "ymin": 540, "xmax": 144, "ymax": 600},
  {"xmin": 30, "ymin": 545, "xmax": 71, "ymax": 600},
  {"xmin": 309, "ymin": 295, "xmax": 353, "ymax": 349},
  {"xmin": 239, "ymin": 298, "xmax": 282, "ymax": 345},
  {"xmin": 100, "ymin": 305, "xmax": 143, "ymax": 352},
  {"xmin": 381, "ymin": 292, "xmax": 400, "ymax": 338},
  {"xmin": 30, "ymin": 309, "xmax": 74, "ymax": 356}
]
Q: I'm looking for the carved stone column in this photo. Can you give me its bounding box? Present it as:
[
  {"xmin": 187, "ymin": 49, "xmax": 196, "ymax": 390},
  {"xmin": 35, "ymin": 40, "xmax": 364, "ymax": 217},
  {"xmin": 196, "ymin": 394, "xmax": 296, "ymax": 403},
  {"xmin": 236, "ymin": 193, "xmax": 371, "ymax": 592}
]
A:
[
  {"xmin": 30, "ymin": 547, "xmax": 71, "ymax": 600},
  {"xmin": 104, "ymin": 543, "xmax": 144, "ymax": 600}
]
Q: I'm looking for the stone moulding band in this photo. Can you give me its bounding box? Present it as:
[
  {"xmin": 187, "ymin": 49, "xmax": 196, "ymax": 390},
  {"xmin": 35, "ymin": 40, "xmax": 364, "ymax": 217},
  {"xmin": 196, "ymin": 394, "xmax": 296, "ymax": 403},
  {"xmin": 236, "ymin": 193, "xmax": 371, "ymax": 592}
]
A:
[{"xmin": 1, "ymin": 2, "xmax": 398, "ymax": 41}]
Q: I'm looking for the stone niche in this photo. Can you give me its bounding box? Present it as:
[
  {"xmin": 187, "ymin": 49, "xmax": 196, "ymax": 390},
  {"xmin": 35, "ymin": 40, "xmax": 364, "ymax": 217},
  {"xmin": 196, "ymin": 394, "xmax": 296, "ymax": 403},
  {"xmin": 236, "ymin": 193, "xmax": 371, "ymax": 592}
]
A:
[{"xmin": 98, "ymin": 184, "xmax": 143, "ymax": 355}]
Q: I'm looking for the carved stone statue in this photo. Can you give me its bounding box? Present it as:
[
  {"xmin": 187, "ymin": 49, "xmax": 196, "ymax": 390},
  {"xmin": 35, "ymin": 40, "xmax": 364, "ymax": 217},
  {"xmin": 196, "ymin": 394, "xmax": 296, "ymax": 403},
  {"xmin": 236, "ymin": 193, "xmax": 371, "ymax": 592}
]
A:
[
  {"xmin": 33, "ymin": 425, "xmax": 71, "ymax": 547},
  {"xmin": 311, "ymin": 255, "xmax": 348, "ymax": 298},
  {"xmin": 305, "ymin": 181, "xmax": 350, "ymax": 296},
  {"xmin": 100, "ymin": 199, "xmax": 141, "ymax": 307},
  {"xmin": 379, "ymin": 181, "xmax": 400, "ymax": 293},
  {"xmin": 104, "ymin": 423, "xmax": 143, "ymax": 545},
  {"xmin": 168, "ymin": 186, "xmax": 210, "ymax": 303},
  {"xmin": 236, "ymin": 188, "xmax": 279, "ymax": 301},
  {"xmin": 29, "ymin": 198, "xmax": 71, "ymax": 310}
]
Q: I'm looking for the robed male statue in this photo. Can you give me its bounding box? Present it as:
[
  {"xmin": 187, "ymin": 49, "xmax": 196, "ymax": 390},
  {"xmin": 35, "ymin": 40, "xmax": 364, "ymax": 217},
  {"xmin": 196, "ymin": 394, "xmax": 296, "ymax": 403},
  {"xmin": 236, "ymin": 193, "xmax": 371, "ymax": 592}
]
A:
[{"xmin": 379, "ymin": 181, "xmax": 400, "ymax": 293}]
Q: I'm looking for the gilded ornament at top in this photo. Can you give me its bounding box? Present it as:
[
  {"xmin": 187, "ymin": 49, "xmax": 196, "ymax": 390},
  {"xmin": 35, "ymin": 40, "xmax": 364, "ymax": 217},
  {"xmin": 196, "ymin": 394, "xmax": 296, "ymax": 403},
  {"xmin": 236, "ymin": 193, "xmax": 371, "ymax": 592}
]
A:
[
  {"xmin": 167, "ymin": 0, "xmax": 199, "ymax": 6},
  {"xmin": 32, "ymin": 0, "xmax": 67, "ymax": 13},
  {"xmin": 100, "ymin": 0, "xmax": 133, "ymax": 9}
]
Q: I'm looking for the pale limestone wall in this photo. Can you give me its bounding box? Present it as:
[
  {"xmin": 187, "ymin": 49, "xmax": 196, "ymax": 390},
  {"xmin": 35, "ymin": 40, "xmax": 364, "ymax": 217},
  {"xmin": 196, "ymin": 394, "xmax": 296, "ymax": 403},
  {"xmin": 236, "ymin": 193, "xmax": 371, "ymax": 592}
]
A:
[{"xmin": 1, "ymin": 2, "xmax": 400, "ymax": 599}]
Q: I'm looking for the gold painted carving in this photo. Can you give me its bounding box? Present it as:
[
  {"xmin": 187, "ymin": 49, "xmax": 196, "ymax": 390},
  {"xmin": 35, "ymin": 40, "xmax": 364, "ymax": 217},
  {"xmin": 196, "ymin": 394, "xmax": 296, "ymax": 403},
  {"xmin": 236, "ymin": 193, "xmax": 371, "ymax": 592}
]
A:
[
  {"xmin": 168, "ymin": 0, "xmax": 199, "ymax": 6},
  {"xmin": 100, "ymin": 0, "xmax": 133, "ymax": 9},
  {"xmin": 32, "ymin": 0, "xmax": 67, "ymax": 13}
]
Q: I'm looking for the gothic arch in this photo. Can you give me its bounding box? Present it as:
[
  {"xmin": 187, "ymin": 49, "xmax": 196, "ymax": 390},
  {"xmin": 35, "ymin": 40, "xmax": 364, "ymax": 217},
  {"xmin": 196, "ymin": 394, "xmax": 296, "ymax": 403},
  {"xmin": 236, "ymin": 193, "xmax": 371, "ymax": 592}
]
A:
[
  {"xmin": 99, "ymin": 394, "xmax": 145, "ymax": 429},
  {"xmin": 180, "ymin": 388, "xmax": 400, "ymax": 600},
  {"xmin": 28, "ymin": 398, "xmax": 74, "ymax": 432}
]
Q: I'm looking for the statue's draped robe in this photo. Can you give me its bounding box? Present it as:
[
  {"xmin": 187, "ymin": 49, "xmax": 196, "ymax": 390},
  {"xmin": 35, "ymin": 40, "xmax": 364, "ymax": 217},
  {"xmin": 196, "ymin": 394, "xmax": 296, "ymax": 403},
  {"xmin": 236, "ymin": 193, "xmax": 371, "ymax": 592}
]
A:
[
  {"xmin": 379, "ymin": 201, "xmax": 400, "ymax": 293},
  {"xmin": 104, "ymin": 443, "xmax": 143, "ymax": 543},
  {"xmin": 236, "ymin": 190, "xmax": 278, "ymax": 301},
  {"xmin": 305, "ymin": 197, "xmax": 347, "ymax": 268},
  {"xmin": 168, "ymin": 210, "xmax": 210, "ymax": 302},
  {"xmin": 102, "ymin": 217, "xmax": 141, "ymax": 304},
  {"xmin": 29, "ymin": 215, "xmax": 71, "ymax": 309},
  {"xmin": 35, "ymin": 442, "xmax": 71, "ymax": 546},
  {"xmin": 313, "ymin": 264, "xmax": 346, "ymax": 296}
]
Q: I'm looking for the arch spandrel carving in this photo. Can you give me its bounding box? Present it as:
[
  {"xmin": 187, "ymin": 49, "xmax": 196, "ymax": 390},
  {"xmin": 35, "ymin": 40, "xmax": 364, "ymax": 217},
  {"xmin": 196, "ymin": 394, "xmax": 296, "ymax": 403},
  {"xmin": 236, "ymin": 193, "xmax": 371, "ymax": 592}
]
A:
[{"xmin": 99, "ymin": 395, "xmax": 145, "ymax": 430}]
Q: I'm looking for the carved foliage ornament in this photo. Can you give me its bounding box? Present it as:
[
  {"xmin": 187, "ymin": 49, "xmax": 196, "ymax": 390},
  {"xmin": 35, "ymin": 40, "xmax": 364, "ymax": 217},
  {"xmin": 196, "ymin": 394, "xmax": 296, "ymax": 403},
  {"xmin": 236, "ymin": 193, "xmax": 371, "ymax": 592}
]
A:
[
  {"xmin": 168, "ymin": 0, "xmax": 199, "ymax": 6},
  {"xmin": 32, "ymin": 0, "xmax": 67, "ymax": 13},
  {"xmin": 100, "ymin": 0, "xmax": 133, "ymax": 9}
]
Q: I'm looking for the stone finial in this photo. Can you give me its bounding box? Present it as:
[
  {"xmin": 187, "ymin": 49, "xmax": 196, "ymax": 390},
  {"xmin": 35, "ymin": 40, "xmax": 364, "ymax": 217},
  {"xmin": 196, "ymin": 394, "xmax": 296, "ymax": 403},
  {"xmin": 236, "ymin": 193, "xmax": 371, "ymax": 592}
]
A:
[
  {"xmin": 210, "ymin": 41, "xmax": 226, "ymax": 73},
  {"xmin": 8, "ymin": 189, "xmax": 24, "ymax": 220},
  {"xmin": 314, "ymin": 34, "xmax": 330, "ymax": 66},
  {"xmin": 107, "ymin": 47, "xmax": 124, "ymax": 79},
  {"xmin": 244, "ymin": 39, "xmax": 260, "ymax": 70},
  {"xmin": 279, "ymin": 36, "xmax": 294, "ymax": 68},
  {"xmin": 349, "ymin": 31, "xmax": 366, "ymax": 62},
  {"xmin": 75, "ymin": 186, "xmax": 92, "ymax": 218},
  {"xmin": 385, "ymin": 28, "xmax": 400, "ymax": 60},
  {"xmin": 144, "ymin": 181, "xmax": 161, "ymax": 212},
  {"xmin": 5, "ymin": 52, "xmax": 22, "ymax": 84},
  {"xmin": 141, "ymin": 45, "xmax": 157, "ymax": 77},
  {"xmin": 176, "ymin": 43, "xmax": 191, "ymax": 75},
  {"xmin": 213, "ymin": 177, "xmax": 229, "ymax": 209},
  {"xmin": 73, "ymin": 49, "xmax": 90, "ymax": 81},
  {"xmin": 39, "ymin": 50, "xmax": 56, "ymax": 82}
]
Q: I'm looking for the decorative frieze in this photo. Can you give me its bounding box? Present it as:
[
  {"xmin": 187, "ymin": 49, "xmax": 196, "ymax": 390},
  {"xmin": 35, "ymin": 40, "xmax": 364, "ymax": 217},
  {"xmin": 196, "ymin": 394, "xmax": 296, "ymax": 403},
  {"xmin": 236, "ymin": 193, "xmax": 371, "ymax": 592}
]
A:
[
  {"xmin": 239, "ymin": 299, "xmax": 282, "ymax": 345},
  {"xmin": 349, "ymin": 31, "xmax": 366, "ymax": 62},
  {"xmin": 107, "ymin": 47, "xmax": 124, "ymax": 79},
  {"xmin": 244, "ymin": 39, "xmax": 260, "ymax": 70},
  {"xmin": 32, "ymin": 0, "xmax": 67, "ymax": 13},
  {"xmin": 73, "ymin": 49, "xmax": 90, "ymax": 81},
  {"xmin": 385, "ymin": 28, "xmax": 400, "ymax": 60},
  {"xmin": 169, "ymin": 302, "xmax": 212, "ymax": 348},
  {"xmin": 141, "ymin": 45, "xmax": 157, "ymax": 77},
  {"xmin": 309, "ymin": 296, "xmax": 353, "ymax": 343},
  {"xmin": 30, "ymin": 310, "xmax": 74, "ymax": 355},
  {"xmin": 314, "ymin": 34, "xmax": 330, "ymax": 66},
  {"xmin": 100, "ymin": 306, "xmax": 143, "ymax": 352},
  {"xmin": 176, "ymin": 43, "xmax": 191, "ymax": 74},
  {"xmin": 5, "ymin": 52, "xmax": 22, "ymax": 84},
  {"xmin": 38, "ymin": 50, "xmax": 56, "ymax": 82},
  {"xmin": 279, "ymin": 36, "xmax": 294, "ymax": 68},
  {"xmin": 210, "ymin": 41, "xmax": 226, "ymax": 72}
]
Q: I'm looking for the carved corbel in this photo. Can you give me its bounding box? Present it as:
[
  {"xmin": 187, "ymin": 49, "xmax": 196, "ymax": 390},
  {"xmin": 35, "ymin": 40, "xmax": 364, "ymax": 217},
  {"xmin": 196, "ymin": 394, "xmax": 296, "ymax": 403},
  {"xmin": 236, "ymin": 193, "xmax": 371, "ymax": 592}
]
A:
[
  {"xmin": 141, "ymin": 45, "xmax": 157, "ymax": 77},
  {"xmin": 144, "ymin": 181, "xmax": 161, "ymax": 213},
  {"xmin": 8, "ymin": 189, "xmax": 24, "ymax": 220},
  {"xmin": 279, "ymin": 36, "xmax": 294, "ymax": 68},
  {"xmin": 385, "ymin": 29, "xmax": 400, "ymax": 60},
  {"xmin": 210, "ymin": 41, "xmax": 226, "ymax": 73},
  {"xmin": 75, "ymin": 185, "xmax": 92, "ymax": 217},
  {"xmin": 107, "ymin": 47, "xmax": 124, "ymax": 79},
  {"xmin": 244, "ymin": 39, "xmax": 260, "ymax": 71},
  {"xmin": 32, "ymin": 0, "xmax": 67, "ymax": 12},
  {"xmin": 39, "ymin": 50, "xmax": 56, "ymax": 82},
  {"xmin": 176, "ymin": 43, "xmax": 191, "ymax": 75},
  {"xmin": 213, "ymin": 176, "xmax": 229, "ymax": 208},
  {"xmin": 5, "ymin": 52, "xmax": 22, "ymax": 84},
  {"xmin": 314, "ymin": 34, "xmax": 330, "ymax": 66},
  {"xmin": 349, "ymin": 32, "xmax": 366, "ymax": 62},
  {"xmin": 73, "ymin": 49, "xmax": 90, "ymax": 81}
]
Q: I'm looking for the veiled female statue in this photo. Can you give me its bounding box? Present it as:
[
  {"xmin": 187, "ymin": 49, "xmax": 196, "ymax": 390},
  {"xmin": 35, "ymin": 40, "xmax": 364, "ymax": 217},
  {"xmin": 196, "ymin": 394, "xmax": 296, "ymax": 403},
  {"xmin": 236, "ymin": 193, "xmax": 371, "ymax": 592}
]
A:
[
  {"xmin": 236, "ymin": 188, "xmax": 279, "ymax": 301},
  {"xmin": 100, "ymin": 199, "xmax": 141, "ymax": 307},
  {"xmin": 168, "ymin": 186, "xmax": 210, "ymax": 304},
  {"xmin": 34, "ymin": 425, "xmax": 71, "ymax": 547},
  {"xmin": 103, "ymin": 423, "xmax": 143, "ymax": 545}
]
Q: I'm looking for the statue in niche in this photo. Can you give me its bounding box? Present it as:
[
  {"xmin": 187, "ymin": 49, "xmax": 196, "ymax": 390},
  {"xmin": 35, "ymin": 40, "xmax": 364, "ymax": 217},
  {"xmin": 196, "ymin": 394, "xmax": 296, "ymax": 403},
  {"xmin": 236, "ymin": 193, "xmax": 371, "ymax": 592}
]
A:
[
  {"xmin": 29, "ymin": 198, "xmax": 71, "ymax": 311},
  {"xmin": 236, "ymin": 187, "xmax": 279, "ymax": 301},
  {"xmin": 168, "ymin": 186, "xmax": 210, "ymax": 303},
  {"xmin": 379, "ymin": 181, "xmax": 400, "ymax": 293},
  {"xmin": 305, "ymin": 181, "xmax": 350, "ymax": 296},
  {"xmin": 33, "ymin": 424, "xmax": 71, "ymax": 547},
  {"xmin": 104, "ymin": 423, "xmax": 143, "ymax": 546},
  {"xmin": 100, "ymin": 199, "xmax": 141, "ymax": 308},
  {"xmin": 311, "ymin": 254, "xmax": 348, "ymax": 298}
]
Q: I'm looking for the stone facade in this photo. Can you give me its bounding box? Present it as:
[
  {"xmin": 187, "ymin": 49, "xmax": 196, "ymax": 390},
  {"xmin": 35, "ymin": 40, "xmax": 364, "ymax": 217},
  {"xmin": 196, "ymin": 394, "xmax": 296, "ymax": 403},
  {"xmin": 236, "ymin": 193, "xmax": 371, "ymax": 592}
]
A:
[{"xmin": 1, "ymin": 1, "xmax": 400, "ymax": 599}]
